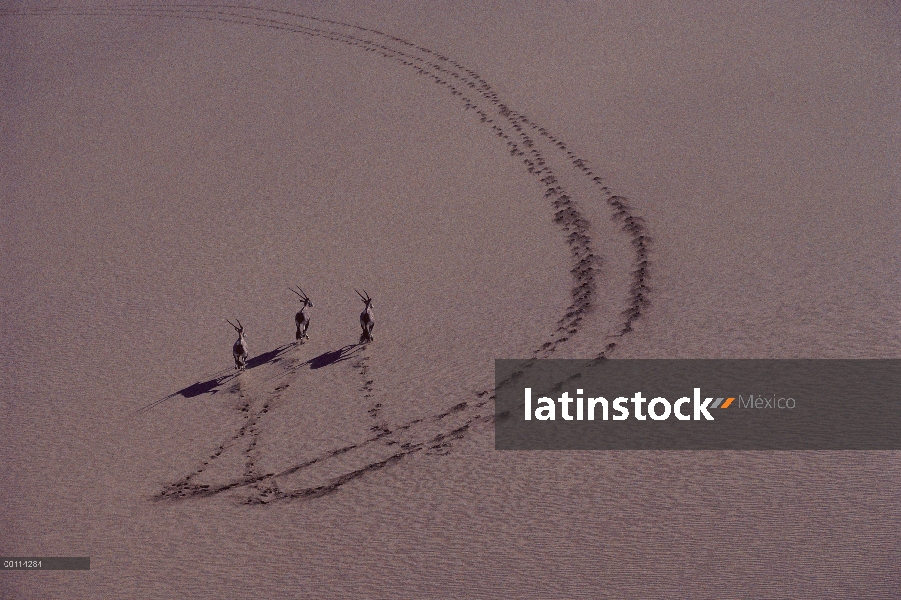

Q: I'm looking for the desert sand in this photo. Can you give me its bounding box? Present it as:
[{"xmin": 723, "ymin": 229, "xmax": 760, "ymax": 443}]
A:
[{"xmin": 1, "ymin": 2, "xmax": 899, "ymax": 598}]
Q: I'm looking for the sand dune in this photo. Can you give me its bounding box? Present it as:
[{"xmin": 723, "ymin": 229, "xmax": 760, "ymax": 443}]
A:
[{"xmin": 2, "ymin": 2, "xmax": 899, "ymax": 598}]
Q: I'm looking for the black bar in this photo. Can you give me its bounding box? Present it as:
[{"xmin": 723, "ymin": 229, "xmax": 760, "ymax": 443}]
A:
[{"xmin": 1, "ymin": 557, "xmax": 90, "ymax": 570}]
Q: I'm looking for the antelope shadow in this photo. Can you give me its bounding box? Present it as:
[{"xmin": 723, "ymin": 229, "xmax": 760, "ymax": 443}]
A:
[
  {"xmin": 309, "ymin": 344, "xmax": 362, "ymax": 369},
  {"xmin": 245, "ymin": 343, "xmax": 295, "ymax": 370},
  {"xmin": 137, "ymin": 342, "xmax": 363, "ymax": 413}
]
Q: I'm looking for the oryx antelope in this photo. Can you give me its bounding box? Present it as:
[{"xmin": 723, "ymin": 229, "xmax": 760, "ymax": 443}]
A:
[
  {"xmin": 355, "ymin": 289, "xmax": 374, "ymax": 343},
  {"xmin": 227, "ymin": 319, "xmax": 248, "ymax": 370},
  {"xmin": 289, "ymin": 285, "xmax": 313, "ymax": 342}
]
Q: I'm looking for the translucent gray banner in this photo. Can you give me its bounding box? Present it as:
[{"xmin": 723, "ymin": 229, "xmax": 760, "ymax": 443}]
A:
[
  {"xmin": 494, "ymin": 360, "xmax": 901, "ymax": 450},
  {"xmin": 1, "ymin": 557, "xmax": 90, "ymax": 570}
]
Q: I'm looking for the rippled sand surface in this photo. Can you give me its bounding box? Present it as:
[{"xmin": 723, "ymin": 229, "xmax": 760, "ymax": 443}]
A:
[{"xmin": 2, "ymin": 3, "xmax": 899, "ymax": 598}]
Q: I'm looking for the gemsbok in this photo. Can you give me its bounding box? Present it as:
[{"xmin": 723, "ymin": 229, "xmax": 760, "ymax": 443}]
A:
[
  {"xmin": 355, "ymin": 289, "xmax": 374, "ymax": 343},
  {"xmin": 227, "ymin": 319, "xmax": 248, "ymax": 370},
  {"xmin": 290, "ymin": 286, "xmax": 313, "ymax": 342}
]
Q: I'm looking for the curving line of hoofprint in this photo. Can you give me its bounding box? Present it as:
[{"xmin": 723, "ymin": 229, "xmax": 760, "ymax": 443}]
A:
[
  {"xmin": 5, "ymin": 3, "xmax": 651, "ymax": 351},
  {"xmin": 3, "ymin": 5, "xmax": 651, "ymax": 502}
]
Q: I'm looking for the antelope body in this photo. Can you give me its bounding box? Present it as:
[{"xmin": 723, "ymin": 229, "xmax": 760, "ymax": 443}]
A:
[
  {"xmin": 227, "ymin": 319, "xmax": 248, "ymax": 370},
  {"xmin": 356, "ymin": 289, "xmax": 374, "ymax": 343},
  {"xmin": 290, "ymin": 286, "xmax": 313, "ymax": 342}
]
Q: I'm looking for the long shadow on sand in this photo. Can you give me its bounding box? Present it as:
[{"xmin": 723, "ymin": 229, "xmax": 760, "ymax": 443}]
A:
[
  {"xmin": 137, "ymin": 342, "xmax": 352, "ymax": 414},
  {"xmin": 245, "ymin": 344, "xmax": 294, "ymax": 370},
  {"xmin": 309, "ymin": 344, "xmax": 361, "ymax": 369}
]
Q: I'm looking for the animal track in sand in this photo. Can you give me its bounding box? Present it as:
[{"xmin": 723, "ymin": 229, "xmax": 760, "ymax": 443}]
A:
[{"xmin": 4, "ymin": 5, "xmax": 651, "ymax": 502}]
